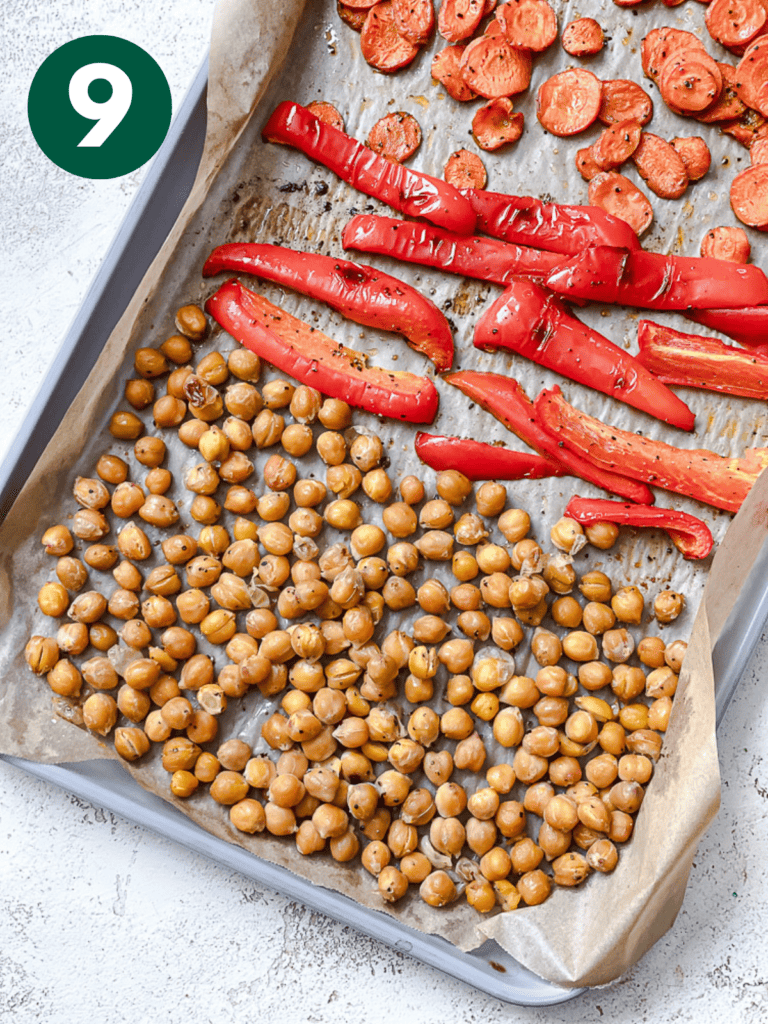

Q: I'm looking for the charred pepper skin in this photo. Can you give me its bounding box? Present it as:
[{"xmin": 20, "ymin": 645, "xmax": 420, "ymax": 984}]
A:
[
  {"xmin": 262, "ymin": 101, "xmax": 477, "ymax": 235},
  {"xmin": 537, "ymin": 386, "xmax": 768, "ymax": 514},
  {"xmin": 474, "ymin": 280, "xmax": 695, "ymax": 430},
  {"xmin": 414, "ymin": 432, "xmax": 565, "ymax": 481},
  {"xmin": 564, "ymin": 496, "xmax": 713, "ymax": 560},
  {"xmin": 637, "ymin": 320, "xmax": 768, "ymax": 400},
  {"xmin": 445, "ymin": 370, "xmax": 655, "ymax": 505},
  {"xmin": 546, "ymin": 246, "xmax": 768, "ymax": 310},
  {"xmin": 206, "ymin": 278, "xmax": 439, "ymax": 424},
  {"xmin": 463, "ymin": 187, "xmax": 641, "ymax": 255},
  {"xmin": 203, "ymin": 243, "xmax": 455, "ymax": 371}
]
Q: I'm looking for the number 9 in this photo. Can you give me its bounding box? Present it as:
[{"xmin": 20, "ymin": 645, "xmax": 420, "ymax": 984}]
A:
[{"xmin": 69, "ymin": 62, "xmax": 133, "ymax": 148}]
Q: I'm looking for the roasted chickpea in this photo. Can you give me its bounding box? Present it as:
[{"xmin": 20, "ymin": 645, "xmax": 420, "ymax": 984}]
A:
[
  {"xmin": 436, "ymin": 470, "xmax": 472, "ymax": 506},
  {"xmin": 612, "ymin": 586, "xmax": 644, "ymax": 624}
]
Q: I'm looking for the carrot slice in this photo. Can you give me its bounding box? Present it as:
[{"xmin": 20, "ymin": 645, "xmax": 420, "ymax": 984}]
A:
[
  {"xmin": 472, "ymin": 98, "xmax": 524, "ymax": 150},
  {"xmin": 561, "ymin": 18, "xmax": 604, "ymax": 57},
  {"xmin": 735, "ymin": 37, "xmax": 768, "ymax": 115},
  {"xmin": 392, "ymin": 0, "xmax": 435, "ymax": 44},
  {"xmin": 592, "ymin": 119, "xmax": 643, "ymax": 170},
  {"xmin": 361, "ymin": 1, "xmax": 421, "ymax": 72},
  {"xmin": 632, "ymin": 133, "xmax": 689, "ymax": 200},
  {"xmin": 537, "ymin": 69, "xmax": 602, "ymax": 136},
  {"xmin": 343, "ymin": 0, "xmax": 379, "ymax": 6},
  {"xmin": 444, "ymin": 148, "xmax": 488, "ymax": 189},
  {"xmin": 731, "ymin": 163, "xmax": 768, "ymax": 227},
  {"xmin": 659, "ymin": 53, "xmax": 723, "ymax": 114},
  {"xmin": 496, "ymin": 0, "xmax": 558, "ymax": 52},
  {"xmin": 599, "ymin": 80, "xmax": 653, "ymax": 126},
  {"xmin": 706, "ymin": 0, "xmax": 766, "ymax": 52},
  {"xmin": 700, "ymin": 226, "xmax": 751, "ymax": 262},
  {"xmin": 432, "ymin": 45, "xmax": 477, "ymax": 100},
  {"xmin": 460, "ymin": 33, "xmax": 532, "ymax": 99},
  {"xmin": 366, "ymin": 111, "xmax": 422, "ymax": 161},
  {"xmin": 575, "ymin": 147, "xmax": 603, "ymax": 181},
  {"xmin": 588, "ymin": 171, "xmax": 654, "ymax": 238},
  {"xmin": 337, "ymin": 2, "xmax": 369, "ymax": 31},
  {"xmin": 751, "ymin": 136, "xmax": 768, "ymax": 162},
  {"xmin": 671, "ymin": 136, "xmax": 711, "ymax": 181},
  {"xmin": 698, "ymin": 63, "xmax": 746, "ymax": 122},
  {"xmin": 641, "ymin": 27, "xmax": 705, "ymax": 83},
  {"xmin": 306, "ymin": 102, "xmax": 345, "ymax": 132},
  {"xmin": 438, "ymin": 0, "xmax": 485, "ymax": 43},
  {"xmin": 721, "ymin": 108, "xmax": 768, "ymax": 146}
]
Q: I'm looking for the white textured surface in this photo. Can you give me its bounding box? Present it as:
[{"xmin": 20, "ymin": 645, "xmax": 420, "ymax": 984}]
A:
[{"xmin": 1, "ymin": 2, "xmax": 768, "ymax": 1020}]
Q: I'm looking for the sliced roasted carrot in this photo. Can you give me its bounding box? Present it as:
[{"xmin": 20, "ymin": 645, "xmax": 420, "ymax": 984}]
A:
[
  {"xmin": 438, "ymin": 0, "xmax": 485, "ymax": 43},
  {"xmin": 575, "ymin": 147, "xmax": 603, "ymax": 181},
  {"xmin": 735, "ymin": 37, "xmax": 768, "ymax": 115},
  {"xmin": 641, "ymin": 27, "xmax": 705, "ymax": 82},
  {"xmin": 366, "ymin": 111, "xmax": 422, "ymax": 162},
  {"xmin": 751, "ymin": 136, "xmax": 768, "ymax": 162},
  {"xmin": 392, "ymin": 0, "xmax": 435, "ymax": 44},
  {"xmin": 700, "ymin": 225, "xmax": 751, "ymax": 262},
  {"xmin": 598, "ymin": 79, "xmax": 654, "ymax": 126},
  {"xmin": 561, "ymin": 18, "xmax": 604, "ymax": 57},
  {"xmin": 432, "ymin": 45, "xmax": 477, "ymax": 100},
  {"xmin": 671, "ymin": 136, "xmax": 712, "ymax": 181},
  {"xmin": 342, "ymin": 0, "xmax": 379, "ymax": 6},
  {"xmin": 361, "ymin": 1, "xmax": 421, "ymax": 72},
  {"xmin": 721, "ymin": 108, "xmax": 768, "ymax": 146},
  {"xmin": 460, "ymin": 33, "xmax": 532, "ymax": 99},
  {"xmin": 731, "ymin": 163, "xmax": 768, "ymax": 227},
  {"xmin": 698, "ymin": 62, "xmax": 747, "ymax": 122},
  {"xmin": 659, "ymin": 52, "xmax": 723, "ymax": 115},
  {"xmin": 472, "ymin": 98, "xmax": 524, "ymax": 150},
  {"xmin": 337, "ymin": 2, "xmax": 369, "ymax": 31},
  {"xmin": 483, "ymin": 0, "xmax": 497, "ymax": 13},
  {"xmin": 588, "ymin": 171, "xmax": 654, "ymax": 238},
  {"xmin": 496, "ymin": 0, "xmax": 558, "ymax": 52},
  {"xmin": 306, "ymin": 101, "xmax": 345, "ymax": 132},
  {"xmin": 537, "ymin": 69, "xmax": 602, "ymax": 136},
  {"xmin": 706, "ymin": 0, "xmax": 766, "ymax": 52},
  {"xmin": 592, "ymin": 119, "xmax": 643, "ymax": 170},
  {"xmin": 444, "ymin": 148, "xmax": 488, "ymax": 188},
  {"xmin": 632, "ymin": 133, "xmax": 689, "ymax": 199}
]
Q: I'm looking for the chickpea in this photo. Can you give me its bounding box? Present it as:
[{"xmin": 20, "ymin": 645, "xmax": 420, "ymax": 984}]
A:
[
  {"xmin": 125, "ymin": 378, "xmax": 155, "ymax": 410},
  {"xmin": 174, "ymin": 303, "xmax": 207, "ymax": 341},
  {"xmin": 664, "ymin": 639, "xmax": 687, "ymax": 673},
  {"xmin": 95, "ymin": 454, "xmax": 128, "ymax": 485},
  {"xmin": 226, "ymin": 347, "xmax": 260, "ymax": 382},
  {"xmin": 38, "ymin": 582, "xmax": 69, "ymax": 618},
  {"xmin": 612, "ymin": 586, "xmax": 644, "ymax": 624},
  {"xmin": 114, "ymin": 727, "xmax": 151, "ymax": 761},
  {"xmin": 159, "ymin": 333, "xmax": 192, "ymax": 364},
  {"xmin": 602, "ymin": 628, "xmax": 635, "ymax": 664},
  {"xmin": 154, "ymin": 395, "xmax": 187, "ymax": 428},
  {"xmin": 648, "ymin": 696, "xmax": 672, "ymax": 732},
  {"xmin": 612, "ymin": 665, "xmax": 646, "ymax": 702},
  {"xmin": 90, "ymin": 623, "xmax": 118, "ymax": 651},
  {"xmin": 382, "ymin": 502, "xmax": 418, "ymax": 538},
  {"xmin": 531, "ymin": 628, "xmax": 562, "ymax": 667},
  {"xmin": 134, "ymin": 436, "xmax": 166, "ymax": 468},
  {"xmin": 493, "ymin": 708, "xmax": 525, "ymax": 748},
  {"xmin": 324, "ymin": 499, "xmax": 362, "ymax": 531},
  {"xmin": 562, "ymin": 630, "xmax": 599, "ymax": 662},
  {"xmin": 109, "ymin": 410, "xmax": 143, "ymax": 439}
]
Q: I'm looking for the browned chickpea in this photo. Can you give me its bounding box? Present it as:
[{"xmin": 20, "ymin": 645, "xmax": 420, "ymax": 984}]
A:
[
  {"xmin": 159, "ymin": 333, "xmax": 192, "ymax": 364},
  {"xmin": 89, "ymin": 622, "xmax": 118, "ymax": 651},
  {"xmin": 654, "ymin": 590, "xmax": 684, "ymax": 624},
  {"xmin": 37, "ymin": 582, "xmax": 69, "ymax": 618},
  {"xmin": 578, "ymin": 570, "xmax": 612, "ymax": 603},
  {"xmin": 109, "ymin": 410, "xmax": 143, "ymax": 440},
  {"xmin": 145, "ymin": 467, "xmax": 172, "ymax": 495},
  {"xmin": 585, "ymin": 521, "xmax": 619, "ymax": 549},
  {"xmin": 54, "ymin": 556, "xmax": 87, "ymax": 592},
  {"xmin": 227, "ymin": 347, "xmax": 260, "ymax": 381},
  {"xmin": 362, "ymin": 468, "xmax": 392, "ymax": 503},
  {"xmin": 316, "ymin": 397, "xmax": 351, "ymax": 430},
  {"xmin": 399, "ymin": 475, "xmax": 425, "ymax": 504},
  {"xmin": 612, "ymin": 586, "xmax": 644, "ymax": 624},
  {"xmin": 174, "ymin": 303, "xmax": 207, "ymax": 341},
  {"xmin": 531, "ymin": 628, "xmax": 562, "ymax": 666},
  {"xmin": 251, "ymin": 409, "xmax": 284, "ymax": 448},
  {"xmin": 125, "ymin": 378, "xmax": 155, "ymax": 409},
  {"xmin": 95, "ymin": 454, "xmax": 128, "ymax": 485},
  {"xmin": 114, "ymin": 727, "xmax": 151, "ymax": 761},
  {"xmin": 382, "ymin": 502, "xmax": 418, "ymax": 538}
]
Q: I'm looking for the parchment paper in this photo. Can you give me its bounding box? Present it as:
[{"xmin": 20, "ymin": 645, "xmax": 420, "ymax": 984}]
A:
[{"xmin": 1, "ymin": 0, "xmax": 764, "ymax": 989}]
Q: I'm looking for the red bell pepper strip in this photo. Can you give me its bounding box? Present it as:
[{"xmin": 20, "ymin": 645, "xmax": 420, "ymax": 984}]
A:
[
  {"xmin": 463, "ymin": 188, "xmax": 640, "ymax": 255},
  {"xmin": 202, "ymin": 243, "xmax": 454, "ymax": 372},
  {"xmin": 445, "ymin": 370, "xmax": 655, "ymax": 504},
  {"xmin": 341, "ymin": 214, "xmax": 564, "ymax": 287},
  {"xmin": 535, "ymin": 385, "xmax": 768, "ymax": 513},
  {"xmin": 262, "ymin": 102, "xmax": 476, "ymax": 235},
  {"xmin": 206, "ymin": 279, "xmax": 439, "ymax": 424},
  {"xmin": 474, "ymin": 281, "xmax": 695, "ymax": 430},
  {"xmin": 564, "ymin": 496, "xmax": 713, "ymax": 560},
  {"xmin": 685, "ymin": 307, "xmax": 768, "ymax": 357},
  {"xmin": 414, "ymin": 433, "xmax": 565, "ymax": 481},
  {"xmin": 545, "ymin": 246, "xmax": 768, "ymax": 310},
  {"xmin": 636, "ymin": 320, "xmax": 768, "ymax": 400}
]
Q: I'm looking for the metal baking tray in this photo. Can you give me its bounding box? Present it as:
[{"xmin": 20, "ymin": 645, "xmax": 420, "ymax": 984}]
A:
[{"xmin": 3, "ymin": 51, "xmax": 765, "ymax": 1008}]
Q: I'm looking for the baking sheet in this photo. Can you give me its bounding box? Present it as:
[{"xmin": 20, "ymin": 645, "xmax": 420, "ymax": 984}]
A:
[{"xmin": 1, "ymin": 0, "xmax": 764, "ymax": 989}]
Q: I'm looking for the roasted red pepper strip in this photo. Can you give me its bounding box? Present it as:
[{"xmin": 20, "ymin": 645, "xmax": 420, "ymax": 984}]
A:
[
  {"xmin": 637, "ymin": 320, "xmax": 768, "ymax": 400},
  {"xmin": 474, "ymin": 281, "xmax": 695, "ymax": 429},
  {"xmin": 202, "ymin": 243, "xmax": 454, "ymax": 372},
  {"xmin": 546, "ymin": 246, "xmax": 768, "ymax": 310},
  {"xmin": 262, "ymin": 101, "xmax": 476, "ymax": 235},
  {"xmin": 445, "ymin": 370, "xmax": 655, "ymax": 504},
  {"xmin": 463, "ymin": 187, "xmax": 640, "ymax": 255},
  {"xmin": 536, "ymin": 385, "xmax": 768, "ymax": 513},
  {"xmin": 414, "ymin": 432, "xmax": 565, "ymax": 481},
  {"xmin": 341, "ymin": 214, "xmax": 563, "ymax": 287},
  {"xmin": 206, "ymin": 278, "xmax": 439, "ymax": 424},
  {"xmin": 564, "ymin": 496, "xmax": 713, "ymax": 560},
  {"xmin": 685, "ymin": 307, "xmax": 768, "ymax": 357}
]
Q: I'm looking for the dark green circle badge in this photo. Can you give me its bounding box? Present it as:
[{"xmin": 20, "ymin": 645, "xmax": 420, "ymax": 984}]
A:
[{"xmin": 28, "ymin": 36, "xmax": 172, "ymax": 179}]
